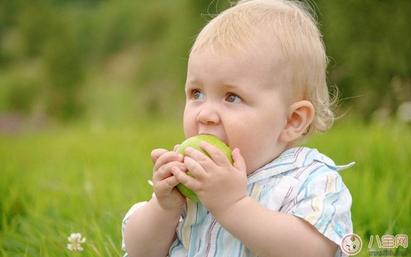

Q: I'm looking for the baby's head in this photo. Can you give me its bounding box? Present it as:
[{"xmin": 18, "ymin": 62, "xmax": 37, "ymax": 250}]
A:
[
  {"xmin": 190, "ymin": 0, "xmax": 335, "ymax": 140},
  {"xmin": 183, "ymin": 0, "xmax": 336, "ymax": 173}
]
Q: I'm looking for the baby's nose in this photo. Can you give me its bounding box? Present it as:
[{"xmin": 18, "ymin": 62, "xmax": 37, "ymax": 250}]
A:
[{"xmin": 197, "ymin": 104, "xmax": 220, "ymax": 125}]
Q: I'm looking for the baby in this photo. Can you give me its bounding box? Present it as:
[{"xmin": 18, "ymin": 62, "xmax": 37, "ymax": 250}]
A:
[{"xmin": 122, "ymin": 0, "xmax": 354, "ymax": 256}]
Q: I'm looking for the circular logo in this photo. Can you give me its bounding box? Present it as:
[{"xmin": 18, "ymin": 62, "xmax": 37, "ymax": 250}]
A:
[{"xmin": 341, "ymin": 233, "xmax": 362, "ymax": 255}]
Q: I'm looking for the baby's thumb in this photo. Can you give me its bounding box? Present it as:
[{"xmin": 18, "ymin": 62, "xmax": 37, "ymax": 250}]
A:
[
  {"xmin": 173, "ymin": 144, "xmax": 181, "ymax": 152},
  {"xmin": 151, "ymin": 149, "xmax": 168, "ymax": 164},
  {"xmin": 232, "ymin": 148, "xmax": 246, "ymax": 173}
]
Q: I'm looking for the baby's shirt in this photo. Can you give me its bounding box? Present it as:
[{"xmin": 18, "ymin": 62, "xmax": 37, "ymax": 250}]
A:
[{"xmin": 122, "ymin": 147, "xmax": 354, "ymax": 257}]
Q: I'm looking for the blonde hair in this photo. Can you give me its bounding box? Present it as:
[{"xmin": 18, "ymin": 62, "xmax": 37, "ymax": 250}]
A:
[{"xmin": 190, "ymin": 0, "xmax": 337, "ymax": 140}]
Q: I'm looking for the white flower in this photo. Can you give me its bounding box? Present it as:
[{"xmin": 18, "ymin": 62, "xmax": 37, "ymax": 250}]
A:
[
  {"xmin": 148, "ymin": 180, "xmax": 156, "ymax": 198},
  {"xmin": 67, "ymin": 233, "xmax": 86, "ymax": 252}
]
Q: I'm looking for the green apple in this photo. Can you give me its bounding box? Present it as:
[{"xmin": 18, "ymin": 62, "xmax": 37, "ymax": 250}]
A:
[{"xmin": 176, "ymin": 135, "xmax": 233, "ymax": 202}]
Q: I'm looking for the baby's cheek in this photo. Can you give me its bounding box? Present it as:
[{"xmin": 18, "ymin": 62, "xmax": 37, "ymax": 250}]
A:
[
  {"xmin": 240, "ymin": 149, "xmax": 261, "ymax": 175},
  {"xmin": 183, "ymin": 116, "xmax": 197, "ymax": 138}
]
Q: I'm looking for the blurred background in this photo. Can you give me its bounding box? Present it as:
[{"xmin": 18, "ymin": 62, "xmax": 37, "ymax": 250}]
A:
[
  {"xmin": 0, "ymin": 0, "xmax": 410, "ymax": 256},
  {"xmin": 0, "ymin": 0, "xmax": 410, "ymax": 129}
]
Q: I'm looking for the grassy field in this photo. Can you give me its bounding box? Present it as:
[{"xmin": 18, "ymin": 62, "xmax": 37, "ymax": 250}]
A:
[{"xmin": 0, "ymin": 116, "xmax": 410, "ymax": 256}]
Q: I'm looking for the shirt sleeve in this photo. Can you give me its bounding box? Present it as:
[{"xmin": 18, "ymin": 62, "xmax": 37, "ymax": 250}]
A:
[
  {"xmin": 288, "ymin": 171, "xmax": 353, "ymax": 256},
  {"xmin": 121, "ymin": 201, "xmax": 148, "ymax": 255}
]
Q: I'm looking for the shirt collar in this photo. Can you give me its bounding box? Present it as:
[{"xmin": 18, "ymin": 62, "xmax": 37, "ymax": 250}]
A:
[{"xmin": 247, "ymin": 147, "xmax": 354, "ymax": 184}]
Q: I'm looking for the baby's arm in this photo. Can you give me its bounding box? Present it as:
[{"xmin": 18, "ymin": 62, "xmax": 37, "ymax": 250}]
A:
[
  {"xmin": 213, "ymin": 197, "xmax": 338, "ymax": 257},
  {"xmin": 124, "ymin": 197, "xmax": 182, "ymax": 257},
  {"xmin": 124, "ymin": 149, "xmax": 186, "ymax": 257}
]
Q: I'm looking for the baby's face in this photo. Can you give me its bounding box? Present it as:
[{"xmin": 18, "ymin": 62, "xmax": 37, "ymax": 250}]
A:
[{"xmin": 183, "ymin": 46, "xmax": 293, "ymax": 174}]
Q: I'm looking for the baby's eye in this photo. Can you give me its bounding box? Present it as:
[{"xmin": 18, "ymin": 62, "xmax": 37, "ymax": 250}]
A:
[
  {"xmin": 192, "ymin": 90, "xmax": 204, "ymax": 100},
  {"xmin": 226, "ymin": 93, "xmax": 242, "ymax": 103}
]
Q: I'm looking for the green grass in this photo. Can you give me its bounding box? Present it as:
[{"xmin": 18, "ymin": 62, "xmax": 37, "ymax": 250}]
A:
[
  {"xmin": 306, "ymin": 117, "xmax": 411, "ymax": 256},
  {"xmin": 0, "ymin": 116, "xmax": 410, "ymax": 256}
]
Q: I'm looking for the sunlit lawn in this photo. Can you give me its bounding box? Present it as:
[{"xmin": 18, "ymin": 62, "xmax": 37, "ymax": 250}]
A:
[{"xmin": 0, "ymin": 116, "xmax": 410, "ymax": 256}]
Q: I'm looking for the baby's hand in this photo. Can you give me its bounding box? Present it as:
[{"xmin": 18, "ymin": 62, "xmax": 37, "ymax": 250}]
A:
[
  {"xmin": 172, "ymin": 141, "xmax": 247, "ymax": 217},
  {"xmin": 151, "ymin": 146, "xmax": 186, "ymax": 213}
]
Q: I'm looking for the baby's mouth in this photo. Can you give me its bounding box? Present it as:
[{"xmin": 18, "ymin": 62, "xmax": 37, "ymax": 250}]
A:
[{"xmin": 199, "ymin": 132, "xmax": 217, "ymax": 138}]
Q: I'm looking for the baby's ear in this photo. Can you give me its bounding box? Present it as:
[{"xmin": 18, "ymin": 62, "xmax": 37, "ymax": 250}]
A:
[{"xmin": 279, "ymin": 100, "xmax": 315, "ymax": 142}]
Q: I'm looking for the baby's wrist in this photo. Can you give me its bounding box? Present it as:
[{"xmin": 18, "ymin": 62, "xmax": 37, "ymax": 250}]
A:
[
  {"xmin": 151, "ymin": 197, "xmax": 184, "ymax": 220},
  {"xmin": 210, "ymin": 195, "xmax": 251, "ymax": 222}
]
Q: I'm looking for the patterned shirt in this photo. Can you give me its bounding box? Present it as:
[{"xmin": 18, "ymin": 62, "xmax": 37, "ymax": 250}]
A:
[{"xmin": 122, "ymin": 147, "xmax": 354, "ymax": 257}]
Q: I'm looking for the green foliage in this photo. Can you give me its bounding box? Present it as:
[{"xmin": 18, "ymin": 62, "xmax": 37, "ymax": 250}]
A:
[
  {"xmin": 316, "ymin": 0, "xmax": 411, "ymax": 117},
  {"xmin": 2, "ymin": 0, "xmax": 408, "ymax": 123},
  {"xmin": 0, "ymin": 117, "xmax": 410, "ymax": 256},
  {"xmin": 0, "ymin": 0, "xmax": 208, "ymax": 120}
]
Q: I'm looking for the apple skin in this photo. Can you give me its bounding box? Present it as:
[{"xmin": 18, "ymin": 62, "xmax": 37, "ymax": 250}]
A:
[{"xmin": 176, "ymin": 135, "xmax": 233, "ymax": 202}]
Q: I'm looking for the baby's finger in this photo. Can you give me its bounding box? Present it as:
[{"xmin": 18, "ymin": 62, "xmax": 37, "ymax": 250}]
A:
[
  {"xmin": 153, "ymin": 178, "xmax": 180, "ymax": 200},
  {"xmin": 154, "ymin": 161, "xmax": 186, "ymax": 181},
  {"xmin": 199, "ymin": 141, "xmax": 232, "ymax": 167},
  {"xmin": 171, "ymin": 166, "xmax": 199, "ymax": 192},
  {"xmin": 151, "ymin": 149, "xmax": 168, "ymax": 164},
  {"xmin": 232, "ymin": 148, "xmax": 247, "ymax": 173},
  {"xmin": 173, "ymin": 144, "xmax": 181, "ymax": 152},
  {"xmin": 154, "ymin": 151, "xmax": 184, "ymax": 172},
  {"xmin": 183, "ymin": 156, "xmax": 207, "ymax": 180},
  {"xmin": 184, "ymin": 147, "xmax": 212, "ymax": 168},
  {"xmin": 155, "ymin": 175, "xmax": 181, "ymax": 195}
]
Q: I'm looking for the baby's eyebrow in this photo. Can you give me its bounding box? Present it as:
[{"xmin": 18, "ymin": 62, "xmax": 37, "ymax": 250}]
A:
[
  {"xmin": 223, "ymin": 83, "xmax": 242, "ymax": 90},
  {"xmin": 222, "ymin": 83, "xmax": 251, "ymax": 94},
  {"xmin": 186, "ymin": 77, "xmax": 203, "ymax": 86},
  {"xmin": 184, "ymin": 79, "xmax": 201, "ymax": 90}
]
